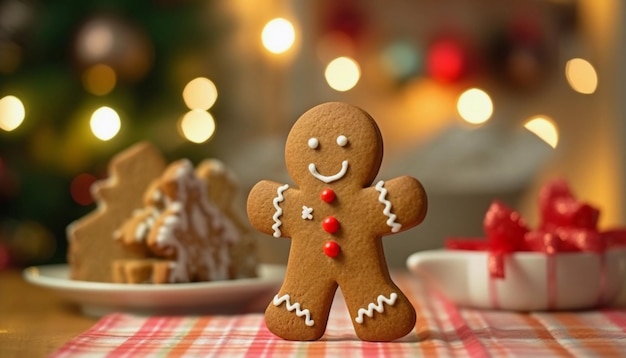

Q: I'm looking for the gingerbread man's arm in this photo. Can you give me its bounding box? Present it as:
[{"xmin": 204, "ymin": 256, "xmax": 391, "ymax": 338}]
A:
[
  {"xmin": 247, "ymin": 180, "xmax": 294, "ymax": 239},
  {"xmin": 363, "ymin": 176, "xmax": 427, "ymax": 236}
]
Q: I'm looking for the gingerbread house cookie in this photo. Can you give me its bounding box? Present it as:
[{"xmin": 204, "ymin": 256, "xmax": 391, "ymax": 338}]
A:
[
  {"xmin": 113, "ymin": 159, "xmax": 256, "ymax": 283},
  {"xmin": 67, "ymin": 142, "xmax": 166, "ymax": 282},
  {"xmin": 68, "ymin": 142, "xmax": 257, "ymax": 284}
]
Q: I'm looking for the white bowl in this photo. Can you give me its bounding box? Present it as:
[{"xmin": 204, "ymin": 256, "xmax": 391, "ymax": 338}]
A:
[{"xmin": 407, "ymin": 248, "xmax": 626, "ymax": 311}]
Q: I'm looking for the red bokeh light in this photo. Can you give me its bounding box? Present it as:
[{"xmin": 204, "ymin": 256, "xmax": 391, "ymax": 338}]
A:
[
  {"xmin": 70, "ymin": 173, "xmax": 97, "ymax": 206},
  {"xmin": 0, "ymin": 244, "xmax": 11, "ymax": 270},
  {"xmin": 426, "ymin": 39, "xmax": 468, "ymax": 83}
]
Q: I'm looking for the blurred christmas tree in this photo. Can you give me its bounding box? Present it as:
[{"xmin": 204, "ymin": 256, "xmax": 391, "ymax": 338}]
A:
[{"xmin": 0, "ymin": 0, "xmax": 229, "ymax": 267}]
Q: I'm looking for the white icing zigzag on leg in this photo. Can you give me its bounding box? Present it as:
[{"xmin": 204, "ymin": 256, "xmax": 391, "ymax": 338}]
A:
[
  {"xmin": 375, "ymin": 180, "xmax": 401, "ymax": 233},
  {"xmin": 273, "ymin": 294, "xmax": 315, "ymax": 327},
  {"xmin": 355, "ymin": 292, "xmax": 398, "ymax": 324},
  {"xmin": 271, "ymin": 184, "xmax": 289, "ymax": 238}
]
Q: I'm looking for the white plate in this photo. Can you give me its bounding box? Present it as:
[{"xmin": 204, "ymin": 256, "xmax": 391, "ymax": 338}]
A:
[{"xmin": 24, "ymin": 264, "xmax": 285, "ymax": 317}]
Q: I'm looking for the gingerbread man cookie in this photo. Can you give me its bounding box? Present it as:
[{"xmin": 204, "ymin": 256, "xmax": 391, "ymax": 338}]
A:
[{"xmin": 247, "ymin": 102, "xmax": 427, "ymax": 341}]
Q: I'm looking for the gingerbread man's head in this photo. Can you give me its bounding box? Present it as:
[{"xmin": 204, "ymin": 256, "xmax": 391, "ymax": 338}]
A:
[{"xmin": 285, "ymin": 102, "xmax": 383, "ymax": 191}]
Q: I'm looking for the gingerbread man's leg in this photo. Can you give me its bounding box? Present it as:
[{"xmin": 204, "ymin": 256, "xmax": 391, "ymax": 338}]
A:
[
  {"xmin": 338, "ymin": 268, "xmax": 416, "ymax": 341},
  {"xmin": 265, "ymin": 268, "xmax": 337, "ymax": 341}
]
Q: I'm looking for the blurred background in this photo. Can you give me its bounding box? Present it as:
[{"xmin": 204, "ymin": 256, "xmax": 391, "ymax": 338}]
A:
[{"xmin": 0, "ymin": 0, "xmax": 624, "ymax": 268}]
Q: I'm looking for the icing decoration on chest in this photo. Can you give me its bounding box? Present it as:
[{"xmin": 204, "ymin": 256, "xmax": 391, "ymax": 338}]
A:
[
  {"xmin": 323, "ymin": 240, "xmax": 341, "ymax": 258},
  {"xmin": 355, "ymin": 292, "xmax": 398, "ymax": 324},
  {"xmin": 322, "ymin": 216, "xmax": 340, "ymax": 234},
  {"xmin": 301, "ymin": 206, "xmax": 313, "ymax": 220},
  {"xmin": 273, "ymin": 294, "xmax": 315, "ymax": 327},
  {"xmin": 375, "ymin": 180, "xmax": 401, "ymax": 233},
  {"xmin": 320, "ymin": 188, "xmax": 336, "ymax": 203},
  {"xmin": 272, "ymin": 184, "xmax": 289, "ymax": 238}
]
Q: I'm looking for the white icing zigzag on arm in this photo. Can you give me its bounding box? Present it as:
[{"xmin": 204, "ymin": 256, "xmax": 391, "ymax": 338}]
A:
[
  {"xmin": 375, "ymin": 180, "xmax": 402, "ymax": 233},
  {"xmin": 273, "ymin": 294, "xmax": 315, "ymax": 327},
  {"xmin": 272, "ymin": 184, "xmax": 289, "ymax": 238}
]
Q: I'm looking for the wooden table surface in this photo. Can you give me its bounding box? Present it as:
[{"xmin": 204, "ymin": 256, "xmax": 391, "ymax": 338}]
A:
[{"xmin": 0, "ymin": 269, "xmax": 97, "ymax": 358}]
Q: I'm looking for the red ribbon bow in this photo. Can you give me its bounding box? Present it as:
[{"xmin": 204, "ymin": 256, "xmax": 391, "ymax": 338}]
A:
[{"xmin": 446, "ymin": 179, "xmax": 626, "ymax": 279}]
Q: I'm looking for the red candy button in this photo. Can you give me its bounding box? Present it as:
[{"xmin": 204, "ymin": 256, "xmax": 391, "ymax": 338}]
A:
[
  {"xmin": 322, "ymin": 216, "xmax": 339, "ymax": 234},
  {"xmin": 320, "ymin": 188, "xmax": 336, "ymax": 203},
  {"xmin": 323, "ymin": 241, "xmax": 341, "ymax": 258}
]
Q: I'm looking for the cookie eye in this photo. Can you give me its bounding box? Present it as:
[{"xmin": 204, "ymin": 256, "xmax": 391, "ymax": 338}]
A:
[
  {"xmin": 308, "ymin": 137, "xmax": 319, "ymax": 149},
  {"xmin": 336, "ymin": 135, "xmax": 348, "ymax": 147}
]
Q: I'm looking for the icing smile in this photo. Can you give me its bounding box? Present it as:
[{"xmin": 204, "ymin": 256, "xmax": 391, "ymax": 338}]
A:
[{"xmin": 308, "ymin": 160, "xmax": 348, "ymax": 183}]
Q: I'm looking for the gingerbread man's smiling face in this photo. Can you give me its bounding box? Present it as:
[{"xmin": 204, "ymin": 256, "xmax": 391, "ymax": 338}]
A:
[{"xmin": 285, "ymin": 102, "xmax": 383, "ymax": 190}]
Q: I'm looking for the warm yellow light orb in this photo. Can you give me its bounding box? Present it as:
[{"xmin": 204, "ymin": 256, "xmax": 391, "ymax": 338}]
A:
[
  {"xmin": 565, "ymin": 58, "xmax": 598, "ymax": 94},
  {"xmin": 262, "ymin": 18, "xmax": 295, "ymax": 54},
  {"xmin": 524, "ymin": 115, "xmax": 559, "ymax": 148},
  {"xmin": 179, "ymin": 109, "xmax": 216, "ymax": 143},
  {"xmin": 0, "ymin": 95, "xmax": 25, "ymax": 131},
  {"xmin": 456, "ymin": 88, "xmax": 493, "ymax": 124},
  {"xmin": 325, "ymin": 56, "xmax": 361, "ymax": 92},
  {"xmin": 82, "ymin": 64, "xmax": 117, "ymax": 96},
  {"xmin": 90, "ymin": 106, "xmax": 121, "ymax": 141},
  {"xmin": 182, "ymin": 77, "xmax": 218, "ymax": 110}
]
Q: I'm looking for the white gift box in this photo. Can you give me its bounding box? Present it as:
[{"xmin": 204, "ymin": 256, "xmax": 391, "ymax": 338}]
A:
[{"xmin": 407, "ymin": 248, "xmax": 626, "ymax": 311}]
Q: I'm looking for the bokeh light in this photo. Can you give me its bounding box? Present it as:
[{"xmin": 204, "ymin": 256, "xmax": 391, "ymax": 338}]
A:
[
  {"xmin": 70, "ymin": 173, "xmax": 97, "ymax": 206},
  {"xmin": 325, "ymin": 56, "xmax": 361, "ymax": 92},
  {"xmin": 79, "ymin": 20, "xmax": 114, "ymax": 60},
  {"xmin": 381, "ymin": 41, "xmax": 421, "ymax": 81},
  {"xmin": 524, "ymin": 115, "xmax": 559, "ymax": 148},
  {"xmin": 0, "ymin": 95, "xmax": 25, "ymax": 131},
  {"xmin": 12, "ymin": 221, "xmax": 56, "ymax": 263},
  {"xmin": 426, "ymin": 39, "xmax": 468, "ymax": 83},
  {"xmin": 565, "ymin": 58, "xmax": 598, "ymax": 94},
  {"xmin": 90, "ymin": 106, "xmax": 121, "ymax": 141},
  {"xmin": 74, "ymin": 15, "xmax": 154, "ymax": 83},
  {"xmin": 179, "ymin": 109, "xmax": 216, "ymax": 143},
  {"xmin": 0, "ymin": 41, "xmax": 21, "ymax": 74},
  {"xmin": 0, "ymin": 243, "xmax": 10, "ymax": 270},
  {"xmin": 456, "ymin": 88, "xmax": 493, "ymax": 124},
  {"xmin": 261, "ymin": 18, "xmax": 295, "ymax": 54},
  {"xmin": 183, "ymin": 77, "xmax": 218, "ymax": 110},
  {"xmin": 82, "ymin": 64, "xmax": 117, "ymax": 95}
]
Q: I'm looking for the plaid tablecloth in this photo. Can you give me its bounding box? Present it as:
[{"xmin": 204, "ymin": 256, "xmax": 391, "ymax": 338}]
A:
[{"xmin": 52, "ymin": 275, "xmax": 626, "ymax": 357}]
